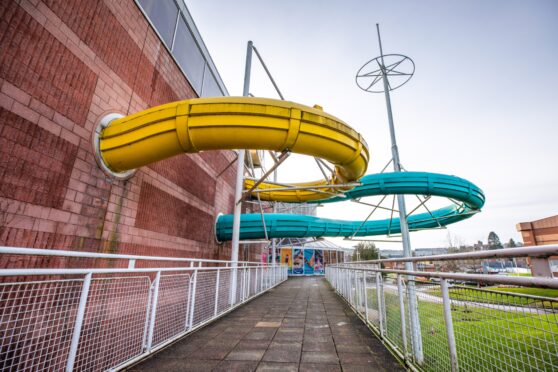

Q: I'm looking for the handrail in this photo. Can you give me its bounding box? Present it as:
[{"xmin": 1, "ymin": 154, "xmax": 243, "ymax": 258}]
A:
[
  {"xmin": 0, "ymin": 265, "xmax": 281, "ymax": 277},
  {"xmin": 327, "ymin": 266, "xmax": 558, "ymax": 289},
  {"xmin": 0, "ymin": 246, "xmax": 261, "ymax": 265},
  {"xmin": 346, "ymin": 244, "xmax": 558, "ymax": 264}
]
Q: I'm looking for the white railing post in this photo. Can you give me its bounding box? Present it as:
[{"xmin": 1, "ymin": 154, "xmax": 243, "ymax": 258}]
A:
[
  {"xmin": 188, "ymin": 267, "xmax": 198, "ymax": 330},
  {"xmin": 260, "ymin": 267, "xmax": 264, "ymax": 293},
  {"xmin": 146, "ymin": 271, "xmax": 161, "ymax": 352},
  {"xmin": 441, "ymin": 279, "xmax": 459, "ymax": 372},
  {"xmin": 66, "ymin": 272, "xmax": 92, "ymax": 372},
  {"xmin": 406, "ymin": 275, "xmax": 424, "ymax": 364},
  {"xmin": 376, "ymin": 272, "xmax": 385, "ymax": 338},
  {"xmin": 248, "ymin": 267, "xmax": 251, "ymax": 297},
  {"xmin": 346, "ymin": 269, "xmax": 349, "ymax": 299},
  {"xmin": 242, "ymin": 267, "xmax": 247, "ymax": 301},
  {"xmin": 142, "ymin": 277, "xmax": 154, "ymax": 349},
  {"xmin": 397, "ymin": 274, "xmax": 409, "ymax": 358},
  {"xmin": 354, "ymin": 270, "xmax": 359, "ymax": 310},
  {"xmin": 214, "ymin": 268, "xmax": 221, "ymax": 317},
  {"xmin": 254, "ymin": 266, "xmax": 258, "ymax": 293},
  {"xmin": 352, "ymin": 270, "xmax": 357, "ymax": 305},
  {"xmin": 363, "ymin": 270, "xmax": 369, "ymax": 322}
]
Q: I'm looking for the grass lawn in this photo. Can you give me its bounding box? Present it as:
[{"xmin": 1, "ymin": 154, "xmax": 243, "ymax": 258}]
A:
[
  {"xmin": 424, "ymin": 285, "xmax": 558, "ymax": 309},
  {"xmin": 488, "ymin": 286, "xmax": 558, "ymax": 298},
  {"xmin": 366, "ymin": 287, "xmax": 558, "ymax": 371}
]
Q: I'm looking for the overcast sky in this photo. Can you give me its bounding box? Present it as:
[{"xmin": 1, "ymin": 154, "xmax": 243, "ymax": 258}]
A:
[{"xmin": 186, "ymin": 0, "xmax": 558, "ymax": 249}]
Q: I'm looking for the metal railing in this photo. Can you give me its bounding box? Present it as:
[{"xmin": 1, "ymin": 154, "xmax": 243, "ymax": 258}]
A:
[
  {"xmin": 0, "ymin": 247, "xmax": 287, "ymax": 371},
  {"xmin": 326, "ymin": 245, "xmax": 558, "ymax": 372}
]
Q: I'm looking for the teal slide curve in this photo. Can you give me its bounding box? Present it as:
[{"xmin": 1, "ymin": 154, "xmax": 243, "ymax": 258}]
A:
[{"xmin": 215, "ymin": 172, "xmax": 485, "ymax": 242}]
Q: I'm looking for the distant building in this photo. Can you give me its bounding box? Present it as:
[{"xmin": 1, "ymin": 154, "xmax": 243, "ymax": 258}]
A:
[
  {"xmin": 516, "ymin": 214, "xmax": 558, "ymax": 275},
  {"xmin": 517, "ymin": 215, "xmax": 558, "ymax": 246}
]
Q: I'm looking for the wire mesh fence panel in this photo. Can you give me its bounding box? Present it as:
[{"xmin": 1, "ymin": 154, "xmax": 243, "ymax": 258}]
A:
[
  {"xmin": 257, "ymin": 268, "xmax": 262, "ymax": 293},
  {"xmin": 261, "ymin": 267, "xmax": 268, "ymax": 292},
  {"xmin": 354, "ymin": 271, "xmax": 365, "ymax": 317},
  {"xmin": 192, "ymin": 271, "xmax": 217, "ymax": 328},
  {"xmin": 448, "ymin": 286, "xmax": 558, "ymax": 372},
  {"xmin": 234, "ymin": 269, "xmax": 244, "ymax": 304},
  {"xmin": 216, "ymin": 269, "xmax": 232, "ymax": 314},
  {"xmin": 366, "ymin": 274, "xmax": 380, "ymax": 330},
  {"xmin": 384, "ymin": 279, "xmax": 408, "ymax": 355},
  {"xmin": 250, "ymin": 268, "xmax": 258, "ymax": 297},
  {"xmin": 414, "ymin": 281, "xmax": 451, "ymax": 371},
  {"xmin": 349, "ymin": 270, "xmax": 356, "ymax": 307},
  {"xmin": 0, "ymin": 279, "xmax": 83, "ymax": 371},
  {"xmin": 73, "ymin": 276, "xmax": 150, "ymax": 371},
  {"xmin": 152, "ymin": 274, "xmax": 190, "ymax": 347}
]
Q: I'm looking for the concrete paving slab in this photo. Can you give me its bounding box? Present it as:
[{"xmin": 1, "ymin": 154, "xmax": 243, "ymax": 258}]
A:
[{"xmin": 128, "ymin": 277, "xmax": 404, "ymax": 371}]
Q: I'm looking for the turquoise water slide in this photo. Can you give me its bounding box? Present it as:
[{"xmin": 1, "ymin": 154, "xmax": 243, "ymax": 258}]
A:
[{"xmin": 215, "ymin": 172, "xmax": 485, "ymax": 242}]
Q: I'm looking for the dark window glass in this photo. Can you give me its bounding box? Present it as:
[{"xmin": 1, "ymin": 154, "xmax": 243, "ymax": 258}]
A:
[
  {"xmin": 138, "ymin": 0, "xmax": 178, "ymax": 47},
  {"xmin": 201, "ymin": 67, "xmax": 223, "ymax": 97},
  {"xmin": 173, "ymin": 17, "xmax": 205, "ymax": 93}
]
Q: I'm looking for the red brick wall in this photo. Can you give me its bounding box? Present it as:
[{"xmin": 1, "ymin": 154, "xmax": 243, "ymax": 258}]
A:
[{"xmin": 0, "ymin": 0, "xmax": 245, "ymax": 266}]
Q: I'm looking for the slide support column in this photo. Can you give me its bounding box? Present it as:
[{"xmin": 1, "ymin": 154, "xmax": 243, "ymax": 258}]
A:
[{"xmin": 376, "ymin": 24, "xmax": 423, "ymax": 364}]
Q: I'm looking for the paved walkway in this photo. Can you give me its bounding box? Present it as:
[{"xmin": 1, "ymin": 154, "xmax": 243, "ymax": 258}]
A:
[{"xmin": 130, "ymin": 277, "xmax": 405, "ymax": 371}]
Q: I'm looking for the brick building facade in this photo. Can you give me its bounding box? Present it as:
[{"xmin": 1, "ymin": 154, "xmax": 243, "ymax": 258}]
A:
[{"xmin": 0, "ymin": 0, "xmax": 245, "ymax": 267}]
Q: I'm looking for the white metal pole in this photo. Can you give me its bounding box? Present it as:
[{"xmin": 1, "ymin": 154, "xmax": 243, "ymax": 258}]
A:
[
  {"xmin": 66, "ymin": 273, "xmax": 92, "ymax": 372},
  {"xmin": 376, "ymin": 272, "xmax": 385, "ymax": 338},
  {"xmin": 230, "ymin": 40, "xmax": 253, "ymax": 305},
  {"xmin": 441, "ymin": 279, "xmax": 459, "ymax": 372},
  {"xmin": 397, "ymin": 274, "xmax": 409, "ymax": 358},
  {"xmin": 376, "ymin": 23, "xmax": 423, "ymax": 364},
  {"xmin": 146, "ymin": 271, "xmax": 161, "ymax": 351},
  {"xmin": 271, "ymin": 168, "xmax": 277, "ymax": 283},
  {"xmin": 363, "ymin": 270, "xmax": 369, "ymax": 322},
  {"xmin": 188, "ymin": 264, "xmax": 200, "ymax": 329},
  {"xmin": 255, "ymin": 265, "xmax": 259, "ymax": 293},
  {"xmin": 214, "ymin": 268, "xmax": 220, "ymax": 317}
]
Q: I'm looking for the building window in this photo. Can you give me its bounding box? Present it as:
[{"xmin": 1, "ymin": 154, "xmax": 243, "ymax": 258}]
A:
[
  {"xmin": 136, "ymin": 0, "xmax": 226, "ymax": 97},
  {"xmin": 172, "ymin": 17, "xmax": 205, "ymax": 93},
  {"xmin": 138, "ymin": 0, "xmax": 178, "ymax": 47}
]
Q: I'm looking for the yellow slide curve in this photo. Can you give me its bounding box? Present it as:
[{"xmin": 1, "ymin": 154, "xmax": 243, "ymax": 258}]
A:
[{"xmin": 100, "ymin": 97, "xmax": 369, "ymax": 202}]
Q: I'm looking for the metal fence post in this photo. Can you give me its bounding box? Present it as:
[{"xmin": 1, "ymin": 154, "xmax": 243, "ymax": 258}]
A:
[
  {"xmin": 397, "ymin": 274, "xmax": 409, "ymax": 358},
  {"xmin": 214, "ymin": 268, "xmax": 220, "ymax": 317},
  {"xmin": 188, "ymin": 268, "xmax": 198, "ymax": 329},
  {"xmin": 142, "ymin": 276, "xmax": 154, "ymax": 349},
  {"xmin": 346, "ymin": 270, "xmax": 350, "ymax": 301},
  {"xmin": 352, "ymin": 270, "xmax": 357, "ymax": 306},
  {"xmin": 66, "ymin": 272, "xmax": 92, "ymax": 372},
  {"xmin": 146, "ymin": 271, "xmax": 161, "ymax": 352},
  {"xmin": 363, "ymin": 270, "xmax": 369, "ymax": 322},
  {"xmin": 441, "ymin": 279, "xmax": 459, "ymax": 372},
  {"xmin": 344, "ymin": 269, "xmax": 347, "ymax": 298},
  {"xmin": 248, "ymin": 267, "xmax": 251, "ymax": 297},
  {"xmin": 407, "ymin": 276, "xmax": 424, "ymax": 364},
  {"xmin": 346, "ymin": 269, "xmax": 350, "ymax": 299},
  {"xmin": 254, "ymin": 266, "xmax": 258, "ymax": 293},
  {"xmin": 355, "ymin": 270, "xmax": 360, "ymax": 311},
  {"xmin": 243, "ymin": 267, "xmax": 247, "ymax": 301},
  {"xmin": 376, "ymin": 272, "xmax": 385, "ymax": 338},
  {"xmin": 260, "ymin": 266, "xmax": 264, "ymax": 292}
]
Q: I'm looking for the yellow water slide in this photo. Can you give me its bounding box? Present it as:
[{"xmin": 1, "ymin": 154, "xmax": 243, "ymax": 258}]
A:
[{"xmin": 100, "ymin": 97, "xmax": 369, "ymax": 202}]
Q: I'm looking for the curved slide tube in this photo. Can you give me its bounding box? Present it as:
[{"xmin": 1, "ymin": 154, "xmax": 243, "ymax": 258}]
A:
[
  {"xmin": 98, "ymin": 97, "xmax": 484, "ymax": 242},
  {"xmin": 100, "ymin": 97, "xmax": 369, "ymax": 202},
  {"xmin": 214, "ymin": 172, "xmax": 485, "ymax": 241}
]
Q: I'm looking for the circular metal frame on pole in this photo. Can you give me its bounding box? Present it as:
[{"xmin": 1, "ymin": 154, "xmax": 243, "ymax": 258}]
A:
[{"xmin": 356, "ymin": 54, "xmax": 415, "ymax": 93}]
